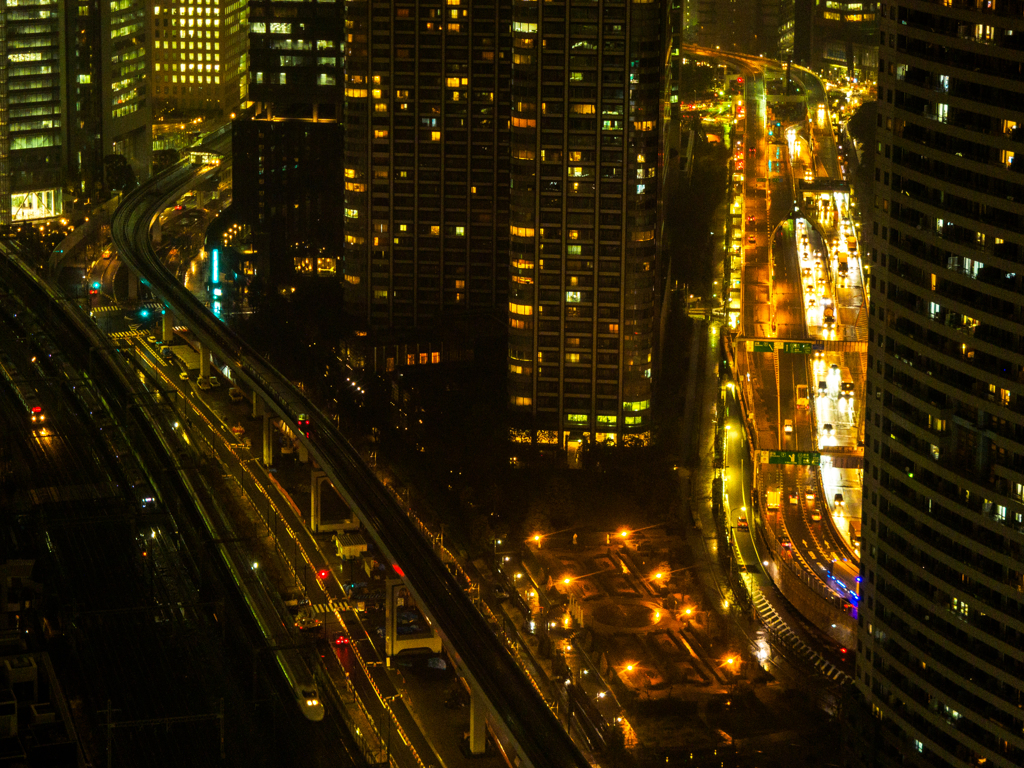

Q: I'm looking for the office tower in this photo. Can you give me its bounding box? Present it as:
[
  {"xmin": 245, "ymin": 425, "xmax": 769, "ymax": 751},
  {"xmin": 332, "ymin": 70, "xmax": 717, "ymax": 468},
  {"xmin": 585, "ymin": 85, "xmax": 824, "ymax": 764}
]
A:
[
  {"xmin": 854, "ymin": 2, "xmax": 1024, "ymax": 767},
  {"xmin": 341, "ymin": 0, "xmax": 512, "ymax": 330},
  {"xmin": 0, "ymin": 0, "xmax": 66, "ymax": 223},
  {"xmin": 150, "ymin": 0, "xmax": 248, "ymax": 117},
  {"xmin": 777, "ymin": 0, "xmax": 876, "ymax": 79},
  {"xmin": 247, "ymin": 0, "xmax": 344, "ymax": 119},
  {"xmin": 65, "ymin": 0, "xmax": 152, "ymax": 202},
  {"xmin": 506, "ymin": 0, "xmax": 662, "ymax": 451}
]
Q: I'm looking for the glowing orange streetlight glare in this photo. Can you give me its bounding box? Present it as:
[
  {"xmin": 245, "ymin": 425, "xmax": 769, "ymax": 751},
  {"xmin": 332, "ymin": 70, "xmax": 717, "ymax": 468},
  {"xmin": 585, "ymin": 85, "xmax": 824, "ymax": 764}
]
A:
[
  {"xmin": 725, "ymin": 657, "xmax": 736, "ymax": 666},
  {"xmin": 683, "ymin": 607, "xmax": 693, "ymax": 616},
  {"xmin": 532, "ymin": 534, "xmax": 542, "ymax": 543},
  {"xmin": 625, "ymin": 664, "xmax": 635, "ymax": 673},
  {"xmin": 563, "ymin": 577, "xmax": 572, "ymax": 585},
  {"xmin": 653, "ymin": 572, "xmax": 663, "ymax": 580},
  {"xmin": 619, "ymin": 529, "xmax": 630, "ymax": 538}
]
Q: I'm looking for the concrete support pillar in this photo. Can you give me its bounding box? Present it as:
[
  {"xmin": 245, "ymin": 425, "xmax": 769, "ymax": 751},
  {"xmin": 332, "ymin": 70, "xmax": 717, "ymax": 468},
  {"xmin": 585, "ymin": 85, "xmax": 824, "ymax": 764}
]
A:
[
  {"xmin": 252, "ymin": 390, "xmax": 263, "ymax": 419},
  {"xmin": 384, "ymin": 577, "xmax": 401, "ymax": 661},
  {"xmin": 298, "ymin": 441, "xmax": 309, "ymax": 464},
  {"xmin": 469, "ymin": 686, "xmax": 487, "ymax": 755},
  {"xmin": 262, "ymin": 412, "xmax": 273, "ymax": 467},
  {"xmin": 199, "ymin": 342, "xmax": 211, "ymax": 379},
  {"xmin": 161, "ymin": 312, "xmax": 174, "ymax": 343},
  {"xmin": 128, "ymin": 272, "xmax": 140, "ymax": 301},
  {"xmin": 311, "ymin": 469, "xmax": 327, "ymax": 533},
  {"xmin": 152, "ymin": 217, "xmax": 162, "ymax": 246}
]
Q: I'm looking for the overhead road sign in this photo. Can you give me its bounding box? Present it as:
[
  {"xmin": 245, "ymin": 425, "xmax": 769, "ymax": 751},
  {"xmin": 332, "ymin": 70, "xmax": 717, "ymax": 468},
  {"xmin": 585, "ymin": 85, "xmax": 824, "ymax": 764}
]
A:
[
  {"xmin": 761, "ymin": 450, "xmax": 821, "ymax": 466},
  {"xmin": 783, "ymin": 342, "xmax": 813, "ymax": 354},
  {"xmin": 739, "ymin": 338, "xmax": 867, "ymax": 353}
]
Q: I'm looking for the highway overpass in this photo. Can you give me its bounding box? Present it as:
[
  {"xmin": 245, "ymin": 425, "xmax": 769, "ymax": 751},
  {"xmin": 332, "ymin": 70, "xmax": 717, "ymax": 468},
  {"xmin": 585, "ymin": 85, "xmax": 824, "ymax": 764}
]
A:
[{"xmin": 111, "ymin": 138, "xmax": 592, "ymax": 768}]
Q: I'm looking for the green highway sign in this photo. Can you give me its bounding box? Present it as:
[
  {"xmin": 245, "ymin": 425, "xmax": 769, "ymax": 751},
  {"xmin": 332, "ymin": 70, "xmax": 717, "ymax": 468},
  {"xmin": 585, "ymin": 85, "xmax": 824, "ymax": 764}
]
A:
[
  {"xmin": 783, "ymin": 342, "xmax": 814, "ymax": 354},
  {"xmin": 752, "ymin": 341, "xmax": 776, "ymax": 353},
  {"xmin": 765, "ymin": 450, "xmax": 821, "ymax": 466}
]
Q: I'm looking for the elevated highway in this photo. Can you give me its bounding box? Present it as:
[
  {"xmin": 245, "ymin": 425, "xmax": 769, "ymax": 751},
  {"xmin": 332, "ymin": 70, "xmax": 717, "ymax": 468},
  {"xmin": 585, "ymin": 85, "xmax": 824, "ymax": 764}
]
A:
[{"xmin": 111, "ymin": 141, "xmax": 591, "ymax": 768}]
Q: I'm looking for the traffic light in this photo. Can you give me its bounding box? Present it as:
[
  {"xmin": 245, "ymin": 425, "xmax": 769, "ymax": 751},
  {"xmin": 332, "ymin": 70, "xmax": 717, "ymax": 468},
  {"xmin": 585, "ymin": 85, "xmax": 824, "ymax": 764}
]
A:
[
  {"xmin": 297, "ymin": 414, "xmax": 311, "ymax": 438},
  {"xmin": 139, "ymin": 308, "xmax": 150, "ymax": 319}
]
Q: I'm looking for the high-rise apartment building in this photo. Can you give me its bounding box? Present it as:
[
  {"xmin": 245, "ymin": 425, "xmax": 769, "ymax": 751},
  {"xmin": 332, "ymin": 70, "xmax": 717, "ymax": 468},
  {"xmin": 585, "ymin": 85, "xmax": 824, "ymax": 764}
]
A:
[
  {"xmin": 341, "ymin": 0, "xmax": 512, "ymax": 330},
  {"xmin": 0, "ymin": 0, "xmax": 66, "ymax": 223},
  {"xmin": 65, "ymin": 0, "xmax": 152, "ymax": 201},
  {"xmin": 506, "ymin": 0, "xmax": 662, "ymax": 451},
  {"xmin": 852, "ymin": 2, "xmax": 1024, "ymax": 767},
  {"xmin": 150, "ymin": 0, "xmax": 248, "ymax": 117}
]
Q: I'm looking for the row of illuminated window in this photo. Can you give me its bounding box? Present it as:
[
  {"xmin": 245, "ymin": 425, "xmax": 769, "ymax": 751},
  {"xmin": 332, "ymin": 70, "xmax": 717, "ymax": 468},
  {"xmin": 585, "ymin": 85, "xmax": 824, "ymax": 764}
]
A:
[
  {"xmin": 157, "ymin": 74, "xmax": 220, "ymax": 84},
  {"xmin": 567, "ymin": 413, "xmax": 646, "ymax": 425},
  {"xmin": 155, "ymin": 4, "xmax": 220, "ymax": 14},
  {"xmin": 8, "ymin": 65, "xmax": 55, "ymax": 77},
  {"xmin": 10, "ymin": 133, "xmax": 59, "ymax": 149},
  {"xmin": 156, "ymin": 61, "xmax": 220, "ymax": 71},
  {"xmin": 156, "ymin": 40, "xmax": 221, "ymax": 50}
]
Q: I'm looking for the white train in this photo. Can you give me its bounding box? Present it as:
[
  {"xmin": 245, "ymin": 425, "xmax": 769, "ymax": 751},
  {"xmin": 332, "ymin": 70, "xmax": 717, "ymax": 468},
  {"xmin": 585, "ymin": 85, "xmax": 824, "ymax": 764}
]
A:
[{"xmin": 217, "ymin": 539, "xmax": 325, "ymax": 722}]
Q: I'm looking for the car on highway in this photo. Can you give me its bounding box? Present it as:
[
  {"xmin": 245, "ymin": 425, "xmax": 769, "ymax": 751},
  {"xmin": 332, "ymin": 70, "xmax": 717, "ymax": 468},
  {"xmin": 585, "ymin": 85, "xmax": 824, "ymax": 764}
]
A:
[
  {"xmin": 805, "ymin": 490, "xmax": 816, "ymax": 502},
  {"xmin": 823, "ymin": 422, "xmax": 834, "ymax": 437},
  {"xmin": 784, "ymin": 419, "xmax": 794, "ymax": 433},
  {"xmin": 178, "ymin": 371, "xmax": 189, "ymax": 381},
  {"xmin": 209, "ymin": 375, "xmax": 222, "ymax": 388},
  {"xmin": 747, "ymin": 234, "xmax": 756, "ymax": 244},
  {"xmin": 789, "ymin": 493, "xmax": 798, "ymax": 505},
  {"xmin": 810, "ymin": 509, "xmax": 822, "ymax": 522},
  {"xmin": 736, "ymin": 516, "xmax": 749, "ymax": 531},
  {"xmin": 147, "ymin": 335, "xmax": 159, "ymax": 345},
  {"xmin": 779, "ymin": 535, "xmax": 792, "ymax": 550},
  {"xmin": 747, "ymin": 214, "xmax": 755, "ymax": 225},
  {"xmin": 834, "ymin": 492, "xmax": 845, "ymax": 509}
]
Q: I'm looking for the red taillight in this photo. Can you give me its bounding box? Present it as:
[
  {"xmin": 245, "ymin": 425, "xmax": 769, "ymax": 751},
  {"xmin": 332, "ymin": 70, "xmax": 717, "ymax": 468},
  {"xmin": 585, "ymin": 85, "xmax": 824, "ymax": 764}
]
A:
[{"xmin": 32, "ymin": 406, "xmax": 42, "ymax": 413}]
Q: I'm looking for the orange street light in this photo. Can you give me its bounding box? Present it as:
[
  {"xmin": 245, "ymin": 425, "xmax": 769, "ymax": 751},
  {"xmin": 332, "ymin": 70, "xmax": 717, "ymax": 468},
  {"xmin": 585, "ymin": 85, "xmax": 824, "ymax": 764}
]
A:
[{"xmin": 625, "ymin": 664, "xmax": 635, "ymax": 673}]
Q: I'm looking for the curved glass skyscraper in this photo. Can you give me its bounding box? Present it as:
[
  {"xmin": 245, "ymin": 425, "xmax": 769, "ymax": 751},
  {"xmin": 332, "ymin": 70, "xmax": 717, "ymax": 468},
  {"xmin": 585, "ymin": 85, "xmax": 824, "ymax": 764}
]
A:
[
  {"xmin": 507, "ymin": 0, "xmax": 662, "ymax": 451},
  {"xmin": 855, "ymin": 1, "xmax": 1024, "ymax": 766}
]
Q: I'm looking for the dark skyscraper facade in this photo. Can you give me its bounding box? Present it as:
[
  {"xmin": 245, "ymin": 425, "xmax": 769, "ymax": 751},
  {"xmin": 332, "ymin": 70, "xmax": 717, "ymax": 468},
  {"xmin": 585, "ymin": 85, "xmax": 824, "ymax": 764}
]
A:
[
  {"xmin": 854, "ymin": 1, "xmax": 1024, "ymax": 766},
  {"xmin": 777, "ymin": 0, "xmax": 876, "ymax": 78},
  {"xmin": 506, "ymin": 0, "xmax": 662, "ymax": 451},
  {"xmin": 342, "ymin": 0, "xmax": 512, "ymax": 330}
]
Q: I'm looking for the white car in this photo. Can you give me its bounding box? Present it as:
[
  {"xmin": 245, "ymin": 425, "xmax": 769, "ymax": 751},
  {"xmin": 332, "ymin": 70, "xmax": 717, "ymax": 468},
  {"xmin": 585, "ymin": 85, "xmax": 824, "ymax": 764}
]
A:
[{"xmin": 784, "ymin": 419, "xmax": 794, "ymax": 434}]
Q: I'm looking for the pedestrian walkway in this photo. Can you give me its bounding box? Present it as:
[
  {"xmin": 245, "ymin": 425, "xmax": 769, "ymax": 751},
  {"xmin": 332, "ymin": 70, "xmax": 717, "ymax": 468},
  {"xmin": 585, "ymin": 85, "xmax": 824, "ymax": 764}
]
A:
[{"xmin": 748, "ymin": 586, "xmax": 852, "ymax": 684}]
